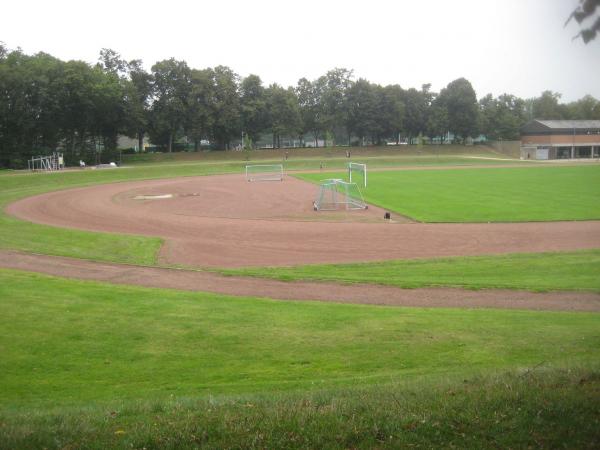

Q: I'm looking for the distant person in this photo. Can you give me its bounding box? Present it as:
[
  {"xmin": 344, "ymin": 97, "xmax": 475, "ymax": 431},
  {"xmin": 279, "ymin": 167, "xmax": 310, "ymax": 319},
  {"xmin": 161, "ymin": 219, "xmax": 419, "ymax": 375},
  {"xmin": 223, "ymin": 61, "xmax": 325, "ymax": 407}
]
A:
[
  {"xmin": 285, "ymin": 151, "xmax": 289, "ymax": 160},
  {"xmin": 346, "ymin": 150, "xmax": 350, "ymax": 158}
]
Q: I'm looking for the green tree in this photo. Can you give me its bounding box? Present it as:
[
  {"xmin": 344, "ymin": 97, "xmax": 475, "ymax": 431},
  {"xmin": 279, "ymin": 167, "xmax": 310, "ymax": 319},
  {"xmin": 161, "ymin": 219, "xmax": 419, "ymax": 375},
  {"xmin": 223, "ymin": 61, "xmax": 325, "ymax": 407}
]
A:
[
  {"xmin": 532, "ymin": 91, "xmax": 565, "ymax": 120},
  {"xmin": 210, "ymin": 66, "xmax": 241, "ymax": 150},
  {"xmin": 426, "ymin": 103, "xmax": 449, "ymax": 142},
  {"xmin": 479, "ymin": 93, "xmax": 527, "ymax": 140},
  {"xmin": 345, "ymin": 79, "xmax": 378, "ymax": 145},
  {"xmin": 437, "ymin": 78, "xmax": 479, "ymax": 142},
  {"xmin": 240, "ymin": 74, "xmax": 268, "ymax": 146},
  {"xmin": 149, "ymin": 58, "xmax": 191, "ymax": 152},
  {"xmin": 566, "ymin": 95, "xmax": 599, "ymax": 119},
  {"xmin": 124, "ymin": 59, "xmax": 153, "ymax": 153},
  {"xmin": 296, "ymin": 77, "xmax": 324, "ymax": 147},
  {"xmin": 266, "ymin": 84, "xmax": 301, "ymax": 148},
  {"xmin": 378, "ymin": 84, "xmax": 406, "ymax": 144},
  {"xmin": 402, "ymin": 87, "xmax": 429, "ymax": 142},
  {"xmin": 97, "ymin": 48, "xmax": 128, "ymax": 77},
  {"xmin": 185, "ymin": 68, "xmax": 215, "ymax": 151},
  {"xmin": 319, "ymin": 68, "xmax": 353, "ymax": 145}
]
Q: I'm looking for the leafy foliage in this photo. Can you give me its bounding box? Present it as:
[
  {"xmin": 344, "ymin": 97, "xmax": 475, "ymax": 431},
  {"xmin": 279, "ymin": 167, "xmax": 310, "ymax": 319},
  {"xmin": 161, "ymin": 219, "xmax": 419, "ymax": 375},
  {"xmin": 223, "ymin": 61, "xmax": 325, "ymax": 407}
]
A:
[{"xmin": 1, "ymin": 43, "xmax": 599, "ymax": 168}]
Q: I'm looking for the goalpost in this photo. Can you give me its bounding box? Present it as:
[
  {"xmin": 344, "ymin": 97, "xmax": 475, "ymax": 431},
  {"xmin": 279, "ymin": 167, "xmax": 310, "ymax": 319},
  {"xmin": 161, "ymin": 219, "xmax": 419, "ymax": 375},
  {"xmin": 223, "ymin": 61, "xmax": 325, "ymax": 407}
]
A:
[
  {"xmin": 245, "ymin": 164, "xmax": 284, "ymax": 181},
  {"xmin": 348, "ymin": 162, "xmax": 367, "ymax": 187},
  {"xmin": 314, "ymin": 179, "xmax": 367, "ymax": 211}
]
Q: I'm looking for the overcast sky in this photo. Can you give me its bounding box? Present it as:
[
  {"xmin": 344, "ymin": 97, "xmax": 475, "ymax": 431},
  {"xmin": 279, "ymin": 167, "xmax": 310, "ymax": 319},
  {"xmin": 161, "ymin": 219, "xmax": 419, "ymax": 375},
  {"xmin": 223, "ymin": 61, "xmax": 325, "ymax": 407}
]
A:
[{"xmin": 2, "ymin": 0, "xmax": 598, "ymax": 102}]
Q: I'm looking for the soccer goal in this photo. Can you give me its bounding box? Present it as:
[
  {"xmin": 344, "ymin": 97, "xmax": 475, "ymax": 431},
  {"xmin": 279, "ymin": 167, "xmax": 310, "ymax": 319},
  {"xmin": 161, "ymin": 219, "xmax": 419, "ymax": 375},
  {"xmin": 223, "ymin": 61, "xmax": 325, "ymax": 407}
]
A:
[
  {"xmin": 314, "ymin": 179, "xmax": 368, "ymax": 211},
  {"xmin": 245, "ymin": 164, "xmax": 284, "ymax": 181},
  {"xmin": 348, "ymin": 162, "xmax": 367, "ymax": 187}
]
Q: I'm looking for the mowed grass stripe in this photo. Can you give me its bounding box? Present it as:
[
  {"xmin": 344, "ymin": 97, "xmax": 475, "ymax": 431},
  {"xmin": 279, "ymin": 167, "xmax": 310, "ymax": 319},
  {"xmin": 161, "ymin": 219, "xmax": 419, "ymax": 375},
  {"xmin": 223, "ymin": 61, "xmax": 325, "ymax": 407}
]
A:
[
  {"xmin": 1, "ymin": 268, "xmax": 599, "ymax": 409},
  {"xmin": 222, "ymin": 249, "xmax": 600, "ymax": 292},
  {"xmin": 298, "ymin": 165, "xmax": 600, "ymax": 222}
]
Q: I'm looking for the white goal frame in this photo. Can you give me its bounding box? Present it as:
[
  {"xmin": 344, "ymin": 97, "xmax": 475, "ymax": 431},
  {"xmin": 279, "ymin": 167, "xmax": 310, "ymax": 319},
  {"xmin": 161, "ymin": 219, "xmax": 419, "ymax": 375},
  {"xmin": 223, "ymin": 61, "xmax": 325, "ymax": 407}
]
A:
[
  {"xmin": 348, "ymin": 162, "xmax": 367, "ymax": 187},
  {"xmin": 313, "ymin": 178, "xmax": 368, "ymax": 211},
  {"xmin": 245, "ymin": 164, "xmax": 284, "ymax": 181}
]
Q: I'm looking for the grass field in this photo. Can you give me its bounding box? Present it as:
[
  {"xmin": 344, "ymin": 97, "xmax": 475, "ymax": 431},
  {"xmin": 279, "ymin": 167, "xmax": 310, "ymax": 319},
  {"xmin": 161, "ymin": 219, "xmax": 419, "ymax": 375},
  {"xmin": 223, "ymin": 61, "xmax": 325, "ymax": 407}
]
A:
[
  {"xmin": 299, "ymin": 165, "xmax": 600, "ymax": 222},
  {"xmin": 1, "ymin": 269, "xmax": 599, "ymax": 448},
  {"xmin": 4, "ymin": 269, "xmax": 599, "ymax": 408},
  {"xmin": 2, "ymin": 151, "xmax": 600, "ymax": 448},
  {"xmin": 222, "ymin": 249, "xmax": 600, "ymax": 292}
]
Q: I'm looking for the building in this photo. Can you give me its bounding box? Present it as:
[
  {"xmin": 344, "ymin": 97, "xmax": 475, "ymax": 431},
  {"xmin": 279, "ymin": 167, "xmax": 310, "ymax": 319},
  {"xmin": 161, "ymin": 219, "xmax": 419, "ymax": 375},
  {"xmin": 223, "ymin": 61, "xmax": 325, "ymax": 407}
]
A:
[{"xmin": 520, "ymin": 119, "xmax": 600, "ymax": 160}]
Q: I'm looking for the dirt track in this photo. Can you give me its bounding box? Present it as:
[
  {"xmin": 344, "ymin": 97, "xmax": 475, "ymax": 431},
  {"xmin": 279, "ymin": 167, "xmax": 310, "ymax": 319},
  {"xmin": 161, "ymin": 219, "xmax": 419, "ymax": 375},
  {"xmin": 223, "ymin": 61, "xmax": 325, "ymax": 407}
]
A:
[
  {"xmin": 1, "ymin": 250, "xmax": 599, "ymax": 312},
  {"xmin": 6, "ymin": 174, "xmax": 600, "ymax": 268},
  {"xmin": 3, "ymin": 173, "xmax": 600, "ymax": 312}
]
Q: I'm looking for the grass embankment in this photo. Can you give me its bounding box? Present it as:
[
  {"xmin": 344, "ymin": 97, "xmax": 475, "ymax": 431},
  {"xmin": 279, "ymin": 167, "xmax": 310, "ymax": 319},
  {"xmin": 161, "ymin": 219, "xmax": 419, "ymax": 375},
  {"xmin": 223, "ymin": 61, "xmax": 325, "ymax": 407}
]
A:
[
  {"xmin": 122, "ymin": 144, "xmax": 510, "ymax": 165},
  {"xmin": 2, "ymin": 368, "xmax": 599, "ymax": 449},
  {"xmin": 222, "ymin": 250, "xmax": 600, "ymax": 292},
  {"xmin": 0, "ymin": 148, "xmax": 512, "ymax": 265},
  {"xmin": 1, "ymin": 269, "xmax": 599, "ymax": 448},
  {"xmin": 1, "ymin": 268, "xmax": 599, "ymax": 408},
  {"xmin": 299, "ymin": 165, "xmax": 600, "ymax": 222}
]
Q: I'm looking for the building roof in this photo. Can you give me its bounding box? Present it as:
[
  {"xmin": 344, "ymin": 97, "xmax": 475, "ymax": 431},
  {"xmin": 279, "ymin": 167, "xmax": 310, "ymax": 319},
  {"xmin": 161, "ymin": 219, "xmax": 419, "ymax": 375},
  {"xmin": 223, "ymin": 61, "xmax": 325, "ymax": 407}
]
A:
[
  {"xmin": 521, "ymin": 119, "xmax": 600, "ymax": 135},
  {"xmin": 535, "ymin": 120, "xmax": 600, "ymax": 129}
]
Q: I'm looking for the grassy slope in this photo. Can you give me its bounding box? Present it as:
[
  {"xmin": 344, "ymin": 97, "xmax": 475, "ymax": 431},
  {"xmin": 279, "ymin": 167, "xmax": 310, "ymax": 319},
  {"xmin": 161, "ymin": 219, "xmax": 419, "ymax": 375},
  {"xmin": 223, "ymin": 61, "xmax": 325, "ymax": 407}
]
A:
[
  {"xmin": 2, "ymin": 368, "xmax": 599, "ymax": 449},
  {"xmin": 122, "ymin": 144, "xmax": 511, "ymax": 165},
  {"xmin": 1, "ymin": 269, "xmax": 599, "ymax": 410},
  {"xmin": 1, "ymin": 269, "xmax": 599, "ymax": 448},
  {"xmin": 299, "ymin": 165, "xmax": 600, "ymax": 222},
  {"xmin": 222, "ymin": 249, "xmax": 600, "ymax": 292}
]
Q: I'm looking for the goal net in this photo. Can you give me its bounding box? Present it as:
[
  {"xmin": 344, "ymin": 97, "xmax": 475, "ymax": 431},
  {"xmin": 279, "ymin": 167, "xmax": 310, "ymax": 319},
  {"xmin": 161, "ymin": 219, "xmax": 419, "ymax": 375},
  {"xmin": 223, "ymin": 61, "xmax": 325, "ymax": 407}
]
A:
[
  {"xmin": 314, "ymin": 179, "xmax": 367, "ymax": 211},
  {"xmin": 348, "ymin": 162, "xmax": 367, "ymax": 187},
  {"xmin": 245, "ymin": 164, "xmax": 284, "ymax": 181}
]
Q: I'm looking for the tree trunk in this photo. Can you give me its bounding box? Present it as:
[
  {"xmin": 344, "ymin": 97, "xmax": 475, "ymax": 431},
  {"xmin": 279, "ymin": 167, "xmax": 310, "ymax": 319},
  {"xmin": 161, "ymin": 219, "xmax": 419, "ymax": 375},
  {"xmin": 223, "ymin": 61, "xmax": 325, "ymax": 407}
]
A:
[
  {"xmin": 194, "ymin": 139, "xmax": 199, "ymax": 152},
  {"xmin": 168, "ymin": 132, "xmax": 173, "ymax": 153},
  {"xmin": 138, "ymin": 131, "xmax": 144, "ymax": 153}
]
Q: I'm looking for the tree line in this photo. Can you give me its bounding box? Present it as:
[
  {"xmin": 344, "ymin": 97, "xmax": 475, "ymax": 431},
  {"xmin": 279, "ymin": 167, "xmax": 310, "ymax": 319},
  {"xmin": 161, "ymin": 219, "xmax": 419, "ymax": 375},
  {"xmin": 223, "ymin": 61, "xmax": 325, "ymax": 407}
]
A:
[{"xmin": 1, "ymin": 43, "xmax": 599, "ymax": 168}]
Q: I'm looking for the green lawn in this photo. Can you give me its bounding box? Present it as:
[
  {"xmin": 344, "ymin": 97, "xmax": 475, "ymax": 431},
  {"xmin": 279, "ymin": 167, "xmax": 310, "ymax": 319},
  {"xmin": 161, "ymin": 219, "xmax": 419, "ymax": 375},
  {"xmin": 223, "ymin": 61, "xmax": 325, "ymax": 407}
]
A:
[
  {"xmin": 298, "ymin": 165, "xmax": 600, "ymax": 222},
  {"xmin": 1, "ymin": 269, "xmax": 599, "ymax": 448},
  {"xmin": 1, "ymin": 268, "xmax": 599, "ymax": 410},
  {"xmin": 222, "ymin": 249, "xmax": 600, "ymax": 292}
]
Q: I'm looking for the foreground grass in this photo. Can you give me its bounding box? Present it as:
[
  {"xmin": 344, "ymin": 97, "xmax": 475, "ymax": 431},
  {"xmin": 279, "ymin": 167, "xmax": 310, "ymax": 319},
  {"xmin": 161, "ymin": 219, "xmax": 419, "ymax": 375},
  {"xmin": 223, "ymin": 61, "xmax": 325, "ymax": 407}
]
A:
[
  {"xmin": 2, "ymin": 368, "xmax": 599, "ymax": 449},
  {"xmin": 1, "ymin": 268, "xmax": 599, "ymax": 411},
  {"xmin": 0, "ymin": 147, "xmax": 508, "ymax": 265},
  {"xmin": 222, "ymin": 249, "xmax": 600, "ymax": 292},
  {"xmin": 299, "ymin": 165, "xmax": 600, "ymax": 222}
]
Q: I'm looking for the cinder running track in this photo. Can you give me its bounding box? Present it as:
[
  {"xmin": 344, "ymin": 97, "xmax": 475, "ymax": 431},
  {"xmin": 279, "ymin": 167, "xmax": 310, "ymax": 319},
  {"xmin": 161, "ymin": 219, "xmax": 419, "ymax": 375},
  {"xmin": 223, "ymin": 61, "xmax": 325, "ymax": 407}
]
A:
[
  {"xmin": 6, "ymin": 174, "xmax": 600, "ymax": 268},
  {"xmin": 1, "ymin": 250, "xmax": 599, "ymax": 312}
]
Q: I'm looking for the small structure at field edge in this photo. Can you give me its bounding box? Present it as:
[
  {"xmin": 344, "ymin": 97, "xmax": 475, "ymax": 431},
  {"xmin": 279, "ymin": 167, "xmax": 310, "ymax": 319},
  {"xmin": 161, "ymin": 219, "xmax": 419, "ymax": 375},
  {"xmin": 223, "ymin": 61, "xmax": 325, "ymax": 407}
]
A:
[
  {"xmin": 28, "ymin": 152, "xmax": 64, "ymax": 172},
  {"xmin": 520, "ymin": 119, "xmax": 600, "ymax": 160}
]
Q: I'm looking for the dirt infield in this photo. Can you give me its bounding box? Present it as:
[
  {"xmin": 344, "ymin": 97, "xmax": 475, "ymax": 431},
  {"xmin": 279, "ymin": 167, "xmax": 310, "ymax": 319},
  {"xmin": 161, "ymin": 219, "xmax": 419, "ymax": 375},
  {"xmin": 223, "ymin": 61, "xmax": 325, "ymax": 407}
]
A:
[
  {"xmin": 7, "ymin": 174, "xmax": 600, "ymax": 268},
  {"xmin": 2, "ymin": 250, "xmax": 599, "ymax": 312}
]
